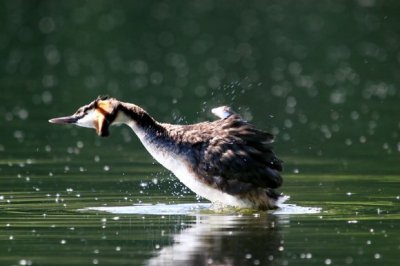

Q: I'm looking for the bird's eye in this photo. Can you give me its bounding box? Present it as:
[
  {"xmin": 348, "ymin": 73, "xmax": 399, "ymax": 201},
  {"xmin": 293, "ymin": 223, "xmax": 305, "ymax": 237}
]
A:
[{"xmin": 74, "ymin": 108, "xmax": 84, "ymax": 116}]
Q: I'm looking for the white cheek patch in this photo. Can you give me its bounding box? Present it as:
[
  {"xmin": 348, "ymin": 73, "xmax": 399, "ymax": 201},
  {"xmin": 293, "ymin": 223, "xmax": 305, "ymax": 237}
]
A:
[{"xmin": 76, "ymin": 110, "xmax": 97, "ymax": 128}]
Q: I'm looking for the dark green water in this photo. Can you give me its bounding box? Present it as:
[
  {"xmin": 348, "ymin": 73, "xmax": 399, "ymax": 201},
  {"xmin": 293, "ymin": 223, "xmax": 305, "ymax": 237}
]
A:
[{"xmin": 1, "ymin": 1, "xmax": 399, "ymax": 265}]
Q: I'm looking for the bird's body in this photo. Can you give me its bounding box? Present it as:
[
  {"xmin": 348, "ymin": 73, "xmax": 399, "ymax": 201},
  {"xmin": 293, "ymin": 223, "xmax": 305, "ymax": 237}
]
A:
[{"xmin": 49, "ymin": 97, "xmax": 283, "ymax": 210}]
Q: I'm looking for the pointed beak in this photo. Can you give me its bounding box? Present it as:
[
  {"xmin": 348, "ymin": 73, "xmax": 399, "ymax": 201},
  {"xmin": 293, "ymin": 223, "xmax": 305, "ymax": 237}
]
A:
[{"xmin": 48, "ymin": 115, "xmax": 78, "ymax": 124}]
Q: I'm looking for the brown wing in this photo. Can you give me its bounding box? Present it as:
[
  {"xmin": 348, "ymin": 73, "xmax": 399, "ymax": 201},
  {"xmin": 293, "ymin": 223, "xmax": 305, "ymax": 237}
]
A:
[{"xmin": 170, "ymin": 115, "xmax": 283, "ymax": 193}]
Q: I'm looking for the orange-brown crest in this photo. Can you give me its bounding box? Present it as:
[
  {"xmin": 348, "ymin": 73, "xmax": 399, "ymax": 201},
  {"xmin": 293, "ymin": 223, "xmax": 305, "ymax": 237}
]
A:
[
  {"xmin": 94, "ymin": 100, "xmax": 113, "ymax": 137},
  {"xmin": 96, "ymin": 100, "xmax": 113, "ymax": 114}
]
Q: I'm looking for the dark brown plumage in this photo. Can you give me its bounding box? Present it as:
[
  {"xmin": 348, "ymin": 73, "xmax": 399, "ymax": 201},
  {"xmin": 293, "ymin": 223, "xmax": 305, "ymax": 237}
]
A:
[{"xmin": 162, "ymin": 114, "xmax": 283, "ymax": 197}]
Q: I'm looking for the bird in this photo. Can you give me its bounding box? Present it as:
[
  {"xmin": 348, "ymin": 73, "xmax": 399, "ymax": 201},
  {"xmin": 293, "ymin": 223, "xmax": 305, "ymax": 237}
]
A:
[{"xmin": 49, "ymin": 96, "xmax": 283, "ymax": 210}]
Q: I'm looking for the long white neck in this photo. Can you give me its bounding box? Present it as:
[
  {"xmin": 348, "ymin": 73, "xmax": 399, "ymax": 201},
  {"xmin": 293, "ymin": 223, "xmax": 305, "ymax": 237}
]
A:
[{"xmin": 112, "ymin": 103, "xmax": 181, "ymax": 174}]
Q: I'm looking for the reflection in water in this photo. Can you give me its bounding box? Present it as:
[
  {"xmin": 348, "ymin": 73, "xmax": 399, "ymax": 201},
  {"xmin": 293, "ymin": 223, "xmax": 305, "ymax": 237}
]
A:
[
  {"xmin": 146, "ymin": 214, "xmax": 284, "ymax": 266},
  {"xmin": 83, "ymin": 203, "xmax": 319, "ymax": 265}
]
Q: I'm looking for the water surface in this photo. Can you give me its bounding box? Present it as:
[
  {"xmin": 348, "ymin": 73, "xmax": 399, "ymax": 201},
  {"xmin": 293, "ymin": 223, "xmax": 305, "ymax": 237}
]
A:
[{"xmin": 1, "ymin": 146, "xmax": 398, "ymax": 265}]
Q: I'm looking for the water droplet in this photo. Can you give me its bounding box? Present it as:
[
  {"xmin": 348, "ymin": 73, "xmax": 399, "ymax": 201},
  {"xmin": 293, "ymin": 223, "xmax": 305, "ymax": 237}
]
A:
[
  {"xmin": 13, "ymin": 130, "xmax": 25, "ymax": 141},
  {"xmin": 42, "ymin": 91, "xmax": 53, "ymax": 104},
  {"xmin": 345, "ymin": 256, "xmax": 353, "ymax": 264},
  {"xmin": 17, "ymin": 108, "xmax": 29, "ymax": 120},
  {"xmin": 150, "ymin": 72, "xmax": 163, "ymax": 85},
  {"xmin": 284, "ymin": 119, "xmax": 293, "ymax": 128},
  {"xmin": 329, "ymin": 89, "xmax": 345, "ymax": 104},
  {"xmin": 39, "ymin": 17, "xmax": 55, "ymax": 34},
  {"xmin": 18, "ymin": 259, "xmax": 32, "ymax": 266},
  {"xmin": 350, "ymin": 111, "xmax": 359, "ymax": 120},
  {"xmin": 76, "ymin": 141, "xmax": 84, "ymax": 148},
  {"xmin": 374, "ymin": 253, "xmax": 381, "ymax": 259},
  {"xmin": 324, "ymin": 258, "xmax": 332, "ymax": 265}
]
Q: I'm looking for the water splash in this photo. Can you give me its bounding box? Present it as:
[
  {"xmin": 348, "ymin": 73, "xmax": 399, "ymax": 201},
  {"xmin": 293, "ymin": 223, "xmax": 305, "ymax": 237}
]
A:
[{"xmin": 80, "ymin": 202, "xmax": 321, "ymax": 215}]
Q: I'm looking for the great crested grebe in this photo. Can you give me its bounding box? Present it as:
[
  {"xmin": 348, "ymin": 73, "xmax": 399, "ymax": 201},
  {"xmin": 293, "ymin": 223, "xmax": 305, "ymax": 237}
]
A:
[{"xmin": 49, "ymin": 97, "xmax": 283, "ymax": 210}]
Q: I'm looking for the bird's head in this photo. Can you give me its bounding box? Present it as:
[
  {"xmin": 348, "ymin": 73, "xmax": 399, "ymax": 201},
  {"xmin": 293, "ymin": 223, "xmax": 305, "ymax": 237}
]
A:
[{"xmin": 49, "ymin": 96, "xmax": 120, "ymax": 137}]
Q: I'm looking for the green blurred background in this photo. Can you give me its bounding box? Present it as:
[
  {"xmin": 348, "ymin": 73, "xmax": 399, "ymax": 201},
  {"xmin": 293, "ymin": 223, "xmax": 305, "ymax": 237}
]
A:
[{"xmin": 1, "ymin": 0, "xmax": 399, "ymax": 166}]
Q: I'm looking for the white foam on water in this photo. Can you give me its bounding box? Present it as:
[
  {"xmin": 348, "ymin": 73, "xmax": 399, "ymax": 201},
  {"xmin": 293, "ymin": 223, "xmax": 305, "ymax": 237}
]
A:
[
  {"xmin": 82, "ymin": 203, "xmax": 212, "ymax": 215},
  {"xmin": 274, "ymin": 203, "xmax": 322, "ymax": 214},
  {"xmin": 80, "ymin": 202, "xmax": 321, "ymax": 215}
]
